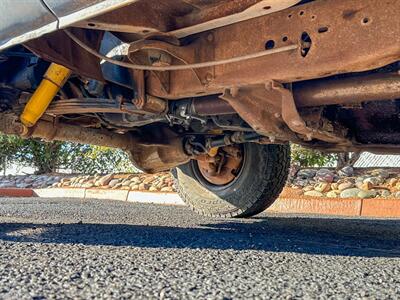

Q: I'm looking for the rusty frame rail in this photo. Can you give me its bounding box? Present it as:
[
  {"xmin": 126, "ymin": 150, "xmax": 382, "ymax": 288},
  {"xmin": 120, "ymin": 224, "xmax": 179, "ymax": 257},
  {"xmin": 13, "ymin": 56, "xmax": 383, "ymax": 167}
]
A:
[{"xmin": 140, "ymin": 0, "xmax": 400, "ymax": 99}]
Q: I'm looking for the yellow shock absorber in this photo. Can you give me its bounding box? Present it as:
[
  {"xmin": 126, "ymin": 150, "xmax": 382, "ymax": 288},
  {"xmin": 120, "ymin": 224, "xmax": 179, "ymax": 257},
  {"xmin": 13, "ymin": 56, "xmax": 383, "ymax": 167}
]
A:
[
  {"xmin": 20, "ymin": 63, "xmax": 71, "ymax": 127},
  {"xmin": 208, "ymin": 147, "xmax": 219, "ymax": 157}
]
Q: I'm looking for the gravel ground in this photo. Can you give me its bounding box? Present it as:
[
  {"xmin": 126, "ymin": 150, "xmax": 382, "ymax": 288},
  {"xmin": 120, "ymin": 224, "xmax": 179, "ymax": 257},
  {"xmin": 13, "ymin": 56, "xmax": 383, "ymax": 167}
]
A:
[{"xmin": 0, "ymin": 197, "xmax": 399, "ymax": 299}]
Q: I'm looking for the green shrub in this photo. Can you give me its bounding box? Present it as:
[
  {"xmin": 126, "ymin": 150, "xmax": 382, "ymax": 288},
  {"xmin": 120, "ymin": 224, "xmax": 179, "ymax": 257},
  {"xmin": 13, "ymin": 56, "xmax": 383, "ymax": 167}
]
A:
[
  {"xmin": 291, "ymin": 144, "xmax": 336, "ymax": 167},
  {"xmin": 0, "ymin": 134, "xmax": 138, "ymax": 174}
]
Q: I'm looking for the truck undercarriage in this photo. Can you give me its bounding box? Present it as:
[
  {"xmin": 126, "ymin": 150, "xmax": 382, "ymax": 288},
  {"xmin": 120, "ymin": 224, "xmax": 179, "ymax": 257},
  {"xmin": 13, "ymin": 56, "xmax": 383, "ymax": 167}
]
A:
[{"xmin": 1, "ymin": 0, "xmax": 399, "ymax": 217}]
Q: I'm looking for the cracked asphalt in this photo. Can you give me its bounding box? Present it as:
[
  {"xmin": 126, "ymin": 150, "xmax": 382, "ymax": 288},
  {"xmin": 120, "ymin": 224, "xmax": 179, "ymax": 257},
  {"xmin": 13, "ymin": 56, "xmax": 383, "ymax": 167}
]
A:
[{"xmin": 0, "ymin": 197, "xmax": 399, "ymax": 299}]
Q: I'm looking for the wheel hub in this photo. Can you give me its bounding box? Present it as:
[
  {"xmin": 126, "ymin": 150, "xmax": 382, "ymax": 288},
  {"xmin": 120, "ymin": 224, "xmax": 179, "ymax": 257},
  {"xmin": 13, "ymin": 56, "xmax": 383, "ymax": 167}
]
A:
[{"xmin": 196, "ymin": 145, "xmax": 243, "ymax": 186}]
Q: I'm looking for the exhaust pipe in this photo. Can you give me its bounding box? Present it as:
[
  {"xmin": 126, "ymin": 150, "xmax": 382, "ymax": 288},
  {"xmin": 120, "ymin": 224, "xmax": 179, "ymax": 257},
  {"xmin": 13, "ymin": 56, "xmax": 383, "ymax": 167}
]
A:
[
  {"xmin": 293, "ymin": 73, "xmax": 400, "ymax": 107},
  {"xmin": 193, "ymin": 73, "xmax": 400, "ymax": 114}
]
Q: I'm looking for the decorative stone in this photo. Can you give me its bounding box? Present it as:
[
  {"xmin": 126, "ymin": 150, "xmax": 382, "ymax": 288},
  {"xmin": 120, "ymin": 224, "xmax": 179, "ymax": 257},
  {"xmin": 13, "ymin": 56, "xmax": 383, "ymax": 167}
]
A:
[
  {"xmin": 130, "ymin": 184, "xmax": 139, "ymax": 191},
  {"xmin": 317, "ymin": 173, "xmax": 334, "ymax": 183},
  {"xmin": 108, "ymin": 179, "xmax": 120, "ymax": 188},
  {"xmin": 389, "ymin": 178, "xmax": 398, "ymax": 187},
  {"xmin": 160, "ymin": 186, "xmax": 173, "ymax": 192},
  {"xmin": 130, "ymin": 177, "xmax": 141, "ymax": 184},
  {"xmin": 98, "ymin": 174, "xmax": 114, "ymax": 186},
  {"xmin": 16, "ymin": 183, "xmax": 30, "ymax": 188},
  {"xmin": 314, "ymin": 182, "xmax": 331, "ymax": 193},
  {"xmin": 358, "ymin": 190, "xmax": 377, "ymax": 199},
  {"xmin": 363, "ymin": 177, "xmax": 382, "ymax": 186},
  {"xmin": 340, "ymin": 188, "xmax": 362, "ymax": 199},
  {"xmin": 331, "ymin": 183, "xmax": 339, "ymax": 190},
  {"xmin": 138, "ymin": 183, "xmax": 149, "ymax": 190},
  {"xmin": 25, "ymin": 177, "xmax": 34, "ymax": 184},
  {"xmin": 62, "ymin": 178, "xmax": 70, "ymax": 184},
  {"xmin": 149, "ymin": 186, "xmax": 158, "ymax": 192},
  {"xmin": 338, "ymin": 166, "xmax": 354, "ymax": 177},
  {"xmin": 379, "ymin": 190, "xmax": 391, "ymax": 198},
  {"xmin": 121, "ymin": 180, "xmax": 131, "ymax": 187},
  {"xmin": 293, "ymin": 179, "xmax": 310, "ymax": 188},
  {"xmin": 315, "ymin": 169, "xmax": 335, "ymax": 183},
  {"xmin": 326, "ymin": 191, "xmax": 338, "ymax": 198},
  {"xmin": 82, "ymin": 183, "xmax": 95, "ymax": 188},
  {"xmin": 304, "ymin": 191, "xmax": 323, "ymax": 197},
  {"xmin": 359, "ymin": 181, "xmax": 373, "ymax": 191},
  {"xmin": 125, "ymin": 174, "xmax": 136, "ymax": 180},
  {"xmin": 112, "ymin": 183, "xmax": 123, "ymax": 189},
  {"xmin": 303, "ymin": 186, "xmax": 314, "ymax": 192},
  {"xmin": 338, "ymin": 182, "xmax": 354, "ymax": 191},
  {"xmin": 370, "ymin": 169, "xmax": 390, "ymax": 179},
  {"xmin": 315, "ymin": 168, "xmax": 330, "ymax": 176},
  {"xmin": 143, "ymin": 177, "xmax": 154, "ymax": 184},
  {"xmin": 297, "ymin": 169, "xmax": 316, "ymax": 179}
]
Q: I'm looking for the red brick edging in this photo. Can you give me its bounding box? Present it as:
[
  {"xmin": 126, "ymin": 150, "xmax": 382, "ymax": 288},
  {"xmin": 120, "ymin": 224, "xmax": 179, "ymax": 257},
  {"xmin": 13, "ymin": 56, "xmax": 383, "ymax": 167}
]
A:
[
  {"xmin": 0, "ymin": 188, "xmax": 399, "ymax": 218},
  {"xmin": 0, "ymin": 188, "xmax": 34, "ymax": 197}
]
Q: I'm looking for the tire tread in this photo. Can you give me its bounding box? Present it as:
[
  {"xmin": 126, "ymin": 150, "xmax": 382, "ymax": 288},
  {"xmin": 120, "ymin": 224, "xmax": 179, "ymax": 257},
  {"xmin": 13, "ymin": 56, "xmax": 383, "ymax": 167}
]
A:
[{"xmin": 173, "ymin": 144, "xmax": 290, "ymax": 218}]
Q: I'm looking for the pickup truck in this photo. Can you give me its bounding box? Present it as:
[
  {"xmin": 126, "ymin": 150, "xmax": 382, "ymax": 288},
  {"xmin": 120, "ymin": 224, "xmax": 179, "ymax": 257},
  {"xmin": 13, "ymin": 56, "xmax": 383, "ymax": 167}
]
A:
[{"xmin": 0, "ymin": 0, "xmax": 399, "ymax": 217}]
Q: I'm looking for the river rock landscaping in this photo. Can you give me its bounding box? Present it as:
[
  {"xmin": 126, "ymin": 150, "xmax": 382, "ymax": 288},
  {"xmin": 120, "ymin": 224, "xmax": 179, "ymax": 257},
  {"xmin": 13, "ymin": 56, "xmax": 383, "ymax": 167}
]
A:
[
  {"xmin": 1, "ymin": 167, "xmax": 400, "ymax": 199},
  {"xmin": 0, "ymin": 172, "xmax": 176, "ymax": 192},
  {"xmin": 289, "ymin": 167, "xmax": 400, "ymax": 199}
]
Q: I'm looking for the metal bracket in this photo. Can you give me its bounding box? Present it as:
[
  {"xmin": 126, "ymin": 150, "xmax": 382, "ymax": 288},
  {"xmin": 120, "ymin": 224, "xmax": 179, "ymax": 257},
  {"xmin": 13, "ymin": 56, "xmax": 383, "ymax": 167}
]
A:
[{"xmin": 271, "ymin": 81, "xmax": 313, "ymax": 141}]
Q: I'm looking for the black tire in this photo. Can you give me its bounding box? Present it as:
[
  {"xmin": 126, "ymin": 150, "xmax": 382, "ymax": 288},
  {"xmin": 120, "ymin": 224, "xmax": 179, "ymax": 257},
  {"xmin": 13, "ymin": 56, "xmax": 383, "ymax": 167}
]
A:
[{"xmin": 172, "ymin": 143, "xmax": 290, "ymax": 218}]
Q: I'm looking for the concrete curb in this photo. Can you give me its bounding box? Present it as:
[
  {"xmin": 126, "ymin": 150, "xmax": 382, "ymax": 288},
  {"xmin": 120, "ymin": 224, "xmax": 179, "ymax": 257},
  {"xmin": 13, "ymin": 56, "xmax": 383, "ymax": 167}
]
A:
[
  {"xmin": 268, "ymin": 197, "xmax": 362, "ymax": 217},
  {"xmin": 33, "ymin": 188, "xmax": 186, "ymax": 206},
  {"xmin": 34, "ymin": 188, "xmax": 86, "ymax": 198},
  {"xmin": 85, "ymin": 189, "xmax": 129, "ymax": 201},
  {"xmin": 0, "ymin": 188, "xmax": 399, "ymax": 218}
]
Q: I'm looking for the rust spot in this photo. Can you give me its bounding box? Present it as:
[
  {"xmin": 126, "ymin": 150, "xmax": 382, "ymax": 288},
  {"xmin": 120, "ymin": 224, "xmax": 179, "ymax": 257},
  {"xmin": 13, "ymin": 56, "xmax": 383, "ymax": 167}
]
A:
[{"xmin": 342, "ymin": 9, "xmax": 360, "ymax": 20}]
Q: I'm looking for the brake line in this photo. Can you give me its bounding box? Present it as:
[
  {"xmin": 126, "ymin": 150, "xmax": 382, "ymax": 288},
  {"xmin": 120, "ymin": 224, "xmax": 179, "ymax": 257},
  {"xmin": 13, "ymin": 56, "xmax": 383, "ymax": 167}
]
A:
[{"xmin": 64, "ymin": 29, "xmax": 298, "ymax": 71}]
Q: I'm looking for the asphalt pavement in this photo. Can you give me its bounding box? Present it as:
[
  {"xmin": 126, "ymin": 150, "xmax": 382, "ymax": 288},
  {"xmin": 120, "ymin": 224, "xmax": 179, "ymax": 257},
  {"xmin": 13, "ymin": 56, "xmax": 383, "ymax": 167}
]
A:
[{"xmin": 0, "ymin": 197, "xmax": 399, "ymax": 299}]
